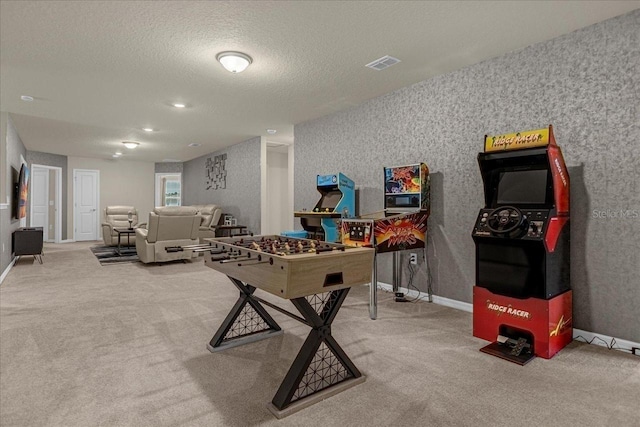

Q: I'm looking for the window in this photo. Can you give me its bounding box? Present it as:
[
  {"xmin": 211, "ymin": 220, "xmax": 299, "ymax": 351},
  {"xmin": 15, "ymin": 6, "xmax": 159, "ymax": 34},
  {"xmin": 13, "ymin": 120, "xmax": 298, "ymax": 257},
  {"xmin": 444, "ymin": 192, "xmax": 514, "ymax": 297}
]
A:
[{"xmin": 155, "ymin": 173, "xmax": 181, "ymax": 207}]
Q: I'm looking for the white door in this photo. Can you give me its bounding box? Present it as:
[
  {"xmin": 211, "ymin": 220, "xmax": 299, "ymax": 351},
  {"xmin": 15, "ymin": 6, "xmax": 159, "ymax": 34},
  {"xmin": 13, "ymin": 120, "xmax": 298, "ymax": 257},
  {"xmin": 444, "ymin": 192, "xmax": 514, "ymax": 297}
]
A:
[
  {"xmin": 31, "ymin": 167, "xmax": 50, "ymax": 241},
  {"xmin": 74, "ymin": 169, "xmax": 99, "ymax": 241}
]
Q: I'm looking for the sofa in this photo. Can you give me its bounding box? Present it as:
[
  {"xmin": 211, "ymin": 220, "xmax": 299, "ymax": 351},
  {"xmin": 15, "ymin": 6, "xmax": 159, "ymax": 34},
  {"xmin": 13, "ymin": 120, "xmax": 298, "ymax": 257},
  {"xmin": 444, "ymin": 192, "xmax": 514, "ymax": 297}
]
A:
[
  {"xmin": 189, "ymin": 204, "xmax": 223, "ymax": 243},
  {"xmin": 101, "ymin": 206, "xmax": 144, "ymax": 246},
  {"xmin": 135, "ymin": 206, "xmax": 201, "ymax": 264}
]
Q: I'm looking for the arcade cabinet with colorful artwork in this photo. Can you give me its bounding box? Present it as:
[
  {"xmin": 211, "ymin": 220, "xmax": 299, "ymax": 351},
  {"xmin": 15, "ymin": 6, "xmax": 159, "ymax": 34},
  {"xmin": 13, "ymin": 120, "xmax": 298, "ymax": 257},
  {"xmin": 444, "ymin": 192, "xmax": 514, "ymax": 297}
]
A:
[
  {"xmin": 472, "ymin": 125, "xmax": 571, "ymax": 364},
  {"xmin": 294, "ymin": 173, "xmax": 355, "ymax": 242},
  {"xmin": 341, "ymin": 163, "xmax": 430, "ymax": 319}
]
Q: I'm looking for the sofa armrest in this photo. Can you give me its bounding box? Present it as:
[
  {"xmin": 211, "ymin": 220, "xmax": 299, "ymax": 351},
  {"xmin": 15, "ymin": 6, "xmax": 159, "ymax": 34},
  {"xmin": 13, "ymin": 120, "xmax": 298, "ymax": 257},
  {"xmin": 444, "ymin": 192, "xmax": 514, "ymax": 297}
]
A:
[
  {"xmin": 135, "ymin": 228, "xmax": 148, "ymax": 239},
  {"xmin": 137, "ymin": 222, "xmax": 147, "ymax": 230}
]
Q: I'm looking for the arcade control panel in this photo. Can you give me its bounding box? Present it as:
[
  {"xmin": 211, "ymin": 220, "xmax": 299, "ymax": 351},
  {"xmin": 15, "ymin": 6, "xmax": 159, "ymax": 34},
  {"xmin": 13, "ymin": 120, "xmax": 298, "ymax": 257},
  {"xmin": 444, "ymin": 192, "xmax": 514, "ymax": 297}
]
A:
[
  {"xmin": 473, "ymin": 208, "xmax": 549, "ymax": 240},
  {"xmin": 346, "ymin": 221, "xmax": 372, "ymax": 243}
]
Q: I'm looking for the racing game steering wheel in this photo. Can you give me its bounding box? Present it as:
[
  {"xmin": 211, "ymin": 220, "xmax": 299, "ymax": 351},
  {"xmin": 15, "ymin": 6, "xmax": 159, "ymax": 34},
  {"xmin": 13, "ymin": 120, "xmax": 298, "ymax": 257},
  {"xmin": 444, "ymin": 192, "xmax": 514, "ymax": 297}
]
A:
[{"xmin": 486, "ymin": 206, "xmax": 526, "ymax": 236}]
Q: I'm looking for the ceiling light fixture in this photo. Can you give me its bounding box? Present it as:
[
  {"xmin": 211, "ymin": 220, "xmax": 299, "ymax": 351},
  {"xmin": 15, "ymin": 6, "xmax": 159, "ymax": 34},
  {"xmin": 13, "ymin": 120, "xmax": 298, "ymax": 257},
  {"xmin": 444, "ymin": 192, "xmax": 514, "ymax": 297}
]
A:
[
  {"xmin": 266, "ymin": 129, "xmax": 277, "ymax": 135},
  {"xmin": 216, "ymin": 51, "xmax": 252, "ymax": 73},
  {"xmin": 115, "ymin": 151, "xmax": 123, "ymax": 156},
  {"xmin": 142, "ymin": 128, "xmax": 154, "ymax": 132},
  {"xmin": 122, "ymin": 141, "xmax": 139, "ymax": 149},
  {"xmin": 21, "ymin": 95, "xmax": 34, "ymax": 101},
  {"xmin": 172, "ymin": 103, "xmax": 186, "ymax": 108},
  {"xmin": 188, "ymin": 143, "xmax": 201, "ymax": 147},
  {"xmin": 112, "ymin": 154, "xmax": 121, "ymax": 158}
]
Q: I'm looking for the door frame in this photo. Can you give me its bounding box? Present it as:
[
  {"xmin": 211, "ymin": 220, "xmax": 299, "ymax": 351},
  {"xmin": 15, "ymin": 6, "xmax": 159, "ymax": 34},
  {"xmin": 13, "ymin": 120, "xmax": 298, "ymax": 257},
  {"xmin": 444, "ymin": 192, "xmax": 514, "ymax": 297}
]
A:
[
  {"xmin": 73, "ymin": 169, "xmax": 100, "ymax": 241},
  {"xmin": 30, "ymin": 164, "xmax": 62, "ymax": 243}
]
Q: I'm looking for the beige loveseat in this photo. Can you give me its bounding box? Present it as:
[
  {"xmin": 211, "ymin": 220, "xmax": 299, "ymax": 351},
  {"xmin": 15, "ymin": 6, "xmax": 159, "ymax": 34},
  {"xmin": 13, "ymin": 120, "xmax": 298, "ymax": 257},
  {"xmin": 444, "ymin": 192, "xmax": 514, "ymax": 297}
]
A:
[
  {"xmin": 135, "ymin": 206, "xmax": 201, "ymax": 264},
  {"xmin": 101, "ymin": 206, "xmax": 143, "ymax": 246},
  {"xmin": 189, "ymin": 204, "xmax": 222, "ymax": 243}
]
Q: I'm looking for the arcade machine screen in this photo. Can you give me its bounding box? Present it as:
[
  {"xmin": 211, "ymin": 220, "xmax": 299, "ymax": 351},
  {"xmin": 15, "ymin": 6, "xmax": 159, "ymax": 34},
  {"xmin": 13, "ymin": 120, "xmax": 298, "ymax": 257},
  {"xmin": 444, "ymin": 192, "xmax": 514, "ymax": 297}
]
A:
[{"xmin": 497, "ymin": 170, "xmax": 548, "ymax": 205}]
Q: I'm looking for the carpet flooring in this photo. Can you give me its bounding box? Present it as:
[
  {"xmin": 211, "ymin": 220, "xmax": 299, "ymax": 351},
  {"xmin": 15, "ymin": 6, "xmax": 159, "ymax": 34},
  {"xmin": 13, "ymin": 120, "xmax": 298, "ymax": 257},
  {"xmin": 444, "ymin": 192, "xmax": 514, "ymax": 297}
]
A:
[
  {"xmin": 90, "ymin": 244, "xmax": 140, "ymax": 265},
  {"xmin": 1, "ymin": 242, "xmax": 639, "ymax": 427}
]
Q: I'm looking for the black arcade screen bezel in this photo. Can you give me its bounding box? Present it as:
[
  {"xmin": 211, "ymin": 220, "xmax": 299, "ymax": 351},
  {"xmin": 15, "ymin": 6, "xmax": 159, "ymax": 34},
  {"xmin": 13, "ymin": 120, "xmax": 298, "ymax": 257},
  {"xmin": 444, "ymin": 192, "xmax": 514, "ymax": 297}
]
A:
[{"xmin": 479, "ymin": 148, "xmax": 555, "ymax": 210}]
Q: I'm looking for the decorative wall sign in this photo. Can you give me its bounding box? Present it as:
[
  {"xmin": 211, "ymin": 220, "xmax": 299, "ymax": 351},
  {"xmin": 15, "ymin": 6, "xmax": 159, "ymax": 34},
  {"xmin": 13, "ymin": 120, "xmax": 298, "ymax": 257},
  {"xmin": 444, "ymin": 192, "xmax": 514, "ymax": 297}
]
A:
[{"xmin": 206, "ymin": 154, "xmax": 227, "ymax": 190}]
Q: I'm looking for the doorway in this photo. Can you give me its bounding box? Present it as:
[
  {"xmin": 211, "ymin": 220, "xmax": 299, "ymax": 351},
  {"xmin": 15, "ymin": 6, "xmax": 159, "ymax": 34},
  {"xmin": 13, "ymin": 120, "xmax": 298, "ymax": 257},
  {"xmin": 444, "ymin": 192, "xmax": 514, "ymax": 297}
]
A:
[
  {"xmin": 30, "ymin": 164, "xmax": 62, "ymax": 242},
  {"xmin": 261, "ymin": 140, "xmax": 293, "ymax": 235},
  {"xmin": 73, "ymin": 169, "xmax": 100, "ymax": 241}
]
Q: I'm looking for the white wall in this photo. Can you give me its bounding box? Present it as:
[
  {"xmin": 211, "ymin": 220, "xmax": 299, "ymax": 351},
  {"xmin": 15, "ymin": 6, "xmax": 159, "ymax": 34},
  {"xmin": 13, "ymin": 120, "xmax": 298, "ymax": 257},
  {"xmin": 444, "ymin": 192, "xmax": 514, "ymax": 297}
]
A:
[{"xmin": 67, "ymin": 157, "xmax": 154, "ymax": 239}]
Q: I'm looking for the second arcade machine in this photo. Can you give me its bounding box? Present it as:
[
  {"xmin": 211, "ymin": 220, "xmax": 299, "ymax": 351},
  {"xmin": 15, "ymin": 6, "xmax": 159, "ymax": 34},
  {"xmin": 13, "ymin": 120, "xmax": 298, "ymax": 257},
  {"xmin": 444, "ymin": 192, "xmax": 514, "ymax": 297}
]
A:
[
  {"xmin": 294, "ymin": 173, "xmax": 355, "ymax": 242},
  {"xmin": 342, "ymin": 163, "xmax": 430, "ymax": 319},
  {"xmin": 472, "ymin": 125, "xmax": 572, "ymax": 364}
]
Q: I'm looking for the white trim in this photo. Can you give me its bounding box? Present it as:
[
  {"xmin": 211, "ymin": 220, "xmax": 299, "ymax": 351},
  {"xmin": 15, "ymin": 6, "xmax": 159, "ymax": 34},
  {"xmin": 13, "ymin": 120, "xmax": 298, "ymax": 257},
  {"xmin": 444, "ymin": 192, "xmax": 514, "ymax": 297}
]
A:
[
  {"xmin": 0, "ymin": 258, "xmax": 17, "ymax": 285},
  {"xmin": 59, "ymin": 239, "xmax": 76, "ymax": 243},
  {"xmin": 0, "ymin": 203, "xmax": 8, "ymax": 210},
  {"xmin": 260, "ymin": 137, "xmax": 267, "ymax": 235},
  {"xmin": 374, "ymin": 281, "xmax": 637, "ymax": 354}
]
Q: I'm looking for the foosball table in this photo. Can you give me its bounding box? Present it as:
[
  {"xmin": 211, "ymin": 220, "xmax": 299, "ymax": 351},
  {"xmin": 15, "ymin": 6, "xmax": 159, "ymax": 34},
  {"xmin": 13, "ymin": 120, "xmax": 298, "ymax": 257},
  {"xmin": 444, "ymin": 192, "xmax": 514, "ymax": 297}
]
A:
[{"xmin": 201, "ymin": 235, "xmax": 374, "ymax": 417}]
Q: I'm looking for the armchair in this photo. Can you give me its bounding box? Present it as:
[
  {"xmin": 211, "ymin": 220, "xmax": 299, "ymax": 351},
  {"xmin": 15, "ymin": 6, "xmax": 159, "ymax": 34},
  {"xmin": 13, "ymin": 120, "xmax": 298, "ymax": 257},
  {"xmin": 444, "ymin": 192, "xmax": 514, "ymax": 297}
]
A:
[
  {"xmin": 135, "ymin": 206, "xmax": 201, "ymax": 264},
  {"xmin": 102, "ymin": 206, "xmax": 142, "ymax": 246},
  {"xmin": 191, "ymin": 204, "xmax": 223, "ymax": 243}
]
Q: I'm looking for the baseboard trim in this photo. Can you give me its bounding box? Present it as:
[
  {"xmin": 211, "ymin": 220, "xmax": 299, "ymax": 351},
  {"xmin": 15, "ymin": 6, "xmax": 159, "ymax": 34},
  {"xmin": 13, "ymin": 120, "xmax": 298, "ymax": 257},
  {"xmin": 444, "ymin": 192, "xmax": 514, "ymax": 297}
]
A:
[
  {"xmin": 0, "ymin": 257, "xmax": 17, "ymax": 285},
  {"xmin": 374, "ymin": 282, "xmax": 638, "ymax": 354},
  {"xmin": 59, "ymin": 239, "xmax": 75, "ymax": 243}
]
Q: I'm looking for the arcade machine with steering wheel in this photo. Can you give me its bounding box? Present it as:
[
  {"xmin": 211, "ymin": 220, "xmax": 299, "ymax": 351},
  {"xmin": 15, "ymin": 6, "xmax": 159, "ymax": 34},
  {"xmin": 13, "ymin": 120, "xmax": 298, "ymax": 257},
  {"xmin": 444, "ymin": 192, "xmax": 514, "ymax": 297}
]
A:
[{"xmin": 472, "ymin": 125, "xmax": 572, "ymax": 364}]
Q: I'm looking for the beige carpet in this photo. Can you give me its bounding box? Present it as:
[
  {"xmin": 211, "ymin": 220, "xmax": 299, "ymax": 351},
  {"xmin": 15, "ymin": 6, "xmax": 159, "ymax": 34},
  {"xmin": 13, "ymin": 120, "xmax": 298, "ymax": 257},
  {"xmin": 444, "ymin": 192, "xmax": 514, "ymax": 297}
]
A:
[{"xmin": 1, "ymin": 242, "xmax": 638, "ymax": 427}]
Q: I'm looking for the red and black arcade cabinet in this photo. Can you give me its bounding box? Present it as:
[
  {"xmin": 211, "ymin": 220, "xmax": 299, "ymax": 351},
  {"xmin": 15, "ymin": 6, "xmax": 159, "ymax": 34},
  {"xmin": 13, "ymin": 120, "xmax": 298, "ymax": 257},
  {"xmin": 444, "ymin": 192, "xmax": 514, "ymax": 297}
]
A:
[{"xmin": 472, "ymin": 125, "xmax": 572, "ymax": 364}]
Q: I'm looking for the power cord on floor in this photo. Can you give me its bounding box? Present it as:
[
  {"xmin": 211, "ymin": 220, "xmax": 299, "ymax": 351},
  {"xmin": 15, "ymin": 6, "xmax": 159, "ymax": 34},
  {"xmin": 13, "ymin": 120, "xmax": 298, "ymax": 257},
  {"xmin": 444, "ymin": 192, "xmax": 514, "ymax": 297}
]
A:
[{"xmin": 573, "ymin": 335, "xmax": 638, "ymax": 355}]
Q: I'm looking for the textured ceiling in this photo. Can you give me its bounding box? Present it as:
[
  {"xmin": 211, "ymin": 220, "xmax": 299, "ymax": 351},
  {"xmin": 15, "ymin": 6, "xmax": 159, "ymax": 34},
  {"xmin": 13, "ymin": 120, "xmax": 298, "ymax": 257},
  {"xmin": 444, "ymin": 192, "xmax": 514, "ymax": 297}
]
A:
[{"xmin": 1, "ymin": 1, "xmax": 638, "ymax": 162}]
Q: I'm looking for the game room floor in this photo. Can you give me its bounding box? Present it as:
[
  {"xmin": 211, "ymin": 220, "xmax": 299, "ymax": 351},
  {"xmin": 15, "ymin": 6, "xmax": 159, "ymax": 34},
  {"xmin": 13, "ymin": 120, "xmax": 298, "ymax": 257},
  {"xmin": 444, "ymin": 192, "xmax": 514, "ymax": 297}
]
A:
[{"xmin": 1, "ymin": 242, "xmax": 638, "ymax": 426}]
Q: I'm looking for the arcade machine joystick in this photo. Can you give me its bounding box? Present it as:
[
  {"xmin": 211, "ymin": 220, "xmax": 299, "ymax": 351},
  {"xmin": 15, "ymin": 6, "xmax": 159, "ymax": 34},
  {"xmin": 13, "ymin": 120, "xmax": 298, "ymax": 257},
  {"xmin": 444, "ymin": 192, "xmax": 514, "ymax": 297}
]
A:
[{"xmin": 472, "ymin": 125, "xmax": 572, "ymax": 364}]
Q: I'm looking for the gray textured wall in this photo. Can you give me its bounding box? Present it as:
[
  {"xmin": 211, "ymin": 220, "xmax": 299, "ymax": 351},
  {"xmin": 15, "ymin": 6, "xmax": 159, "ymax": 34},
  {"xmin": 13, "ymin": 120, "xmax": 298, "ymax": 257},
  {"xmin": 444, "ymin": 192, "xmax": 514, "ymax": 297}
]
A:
[
  {"xmin": 1, "ymin": 115, "xmax": 27, "ymax": 274},
  {"xmin": 25, "ymin": 151, "xmax": 68, "ymax": 240},
  {"xmin": 183, "ymin": 137, "xmax": 261, "ymax": 234},
  {"xmin": 154, "ymin": 162, "xmax": 183, "ymax": 174},
  {"xmin": 294, "ymin": 11, "xmax": 640, "ymax": 342}
]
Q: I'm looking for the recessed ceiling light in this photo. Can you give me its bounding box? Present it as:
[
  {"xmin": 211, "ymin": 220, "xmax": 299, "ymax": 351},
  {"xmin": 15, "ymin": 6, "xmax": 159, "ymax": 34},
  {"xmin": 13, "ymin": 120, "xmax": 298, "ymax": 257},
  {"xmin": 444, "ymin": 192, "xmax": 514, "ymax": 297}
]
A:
[
  {"xmin": 216, "ymin": 51, "xmax": 252, "ymax": 73},
  {"xmin": 173, "ymin": 103, "xmax": 186, "ymax": 108},
  {"xmin": 188, "ymin": 143, "xmax": 201, "ymax": 147},
  {"xmin": 267, "ymin": 129, "xmax": 277, "ymax": 134},
  {"xmin": 112, "ymin": 154, "xmax": 121, "ymax": 158},
  {"xmin": 115, "ymin": 151, "xmax": 122, "ymax": 156},
  {"xmin": 122, "ymin": 141, "xmax": 140, "ymax": 149},
  {"xmin": 142, "ymin": 128, "xmax": 154, "ymax": 132},
  {"xmin": 20, "ymin": 95, "xmax": 34, "ymax": 101}
]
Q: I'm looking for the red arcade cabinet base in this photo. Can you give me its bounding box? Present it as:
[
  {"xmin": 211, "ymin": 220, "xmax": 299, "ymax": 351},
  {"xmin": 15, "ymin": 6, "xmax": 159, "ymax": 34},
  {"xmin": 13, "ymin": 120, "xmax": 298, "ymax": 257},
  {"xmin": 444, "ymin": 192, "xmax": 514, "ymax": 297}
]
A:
[{"xmin": 473, "ymin": 287, "xmax": 572, "ymax": 363}]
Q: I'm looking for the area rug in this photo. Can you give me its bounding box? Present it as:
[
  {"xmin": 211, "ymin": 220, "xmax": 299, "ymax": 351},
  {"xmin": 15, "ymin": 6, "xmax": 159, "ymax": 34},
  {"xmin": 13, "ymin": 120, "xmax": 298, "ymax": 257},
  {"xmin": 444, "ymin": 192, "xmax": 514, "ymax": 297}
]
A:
[{"xmin": 90, "ymin": 245, "xmax": 140, "ymax": 265}]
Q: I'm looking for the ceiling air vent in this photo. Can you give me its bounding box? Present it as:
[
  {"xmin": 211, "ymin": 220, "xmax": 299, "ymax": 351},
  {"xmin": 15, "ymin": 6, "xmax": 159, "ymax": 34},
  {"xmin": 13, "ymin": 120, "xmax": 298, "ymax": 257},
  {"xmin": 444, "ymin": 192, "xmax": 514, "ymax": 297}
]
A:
[{"xmin": 365, "ymin": 55, "xmax": 401, "ymax": 71}]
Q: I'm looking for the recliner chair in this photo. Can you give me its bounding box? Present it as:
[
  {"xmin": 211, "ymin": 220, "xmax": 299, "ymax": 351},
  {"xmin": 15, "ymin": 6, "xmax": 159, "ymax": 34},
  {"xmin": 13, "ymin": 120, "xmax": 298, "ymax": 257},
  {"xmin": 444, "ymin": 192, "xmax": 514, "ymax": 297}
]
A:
[
  {"xmin": 102, "ymin": 206, "xmax": 141, "ymax": 246},
  {"xmin": 135, "ymin": 206, "xmax": 201, "ymax": 264}
]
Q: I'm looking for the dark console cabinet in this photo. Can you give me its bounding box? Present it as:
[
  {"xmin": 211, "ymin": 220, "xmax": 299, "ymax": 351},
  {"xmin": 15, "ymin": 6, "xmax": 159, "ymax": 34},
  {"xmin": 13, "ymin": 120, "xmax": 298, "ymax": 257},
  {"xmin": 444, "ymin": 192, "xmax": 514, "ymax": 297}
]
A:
[{"xmin": 13, "ymin": 227, "xmax": 44, "ymax": 263}]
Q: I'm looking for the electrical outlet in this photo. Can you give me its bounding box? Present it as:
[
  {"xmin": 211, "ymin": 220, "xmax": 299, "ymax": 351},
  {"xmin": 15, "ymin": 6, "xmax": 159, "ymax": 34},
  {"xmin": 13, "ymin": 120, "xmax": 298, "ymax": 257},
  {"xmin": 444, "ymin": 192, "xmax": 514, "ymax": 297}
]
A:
[{"xmin": 410, "ymin": 253, "xmax": 417, "ymax": 264}]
